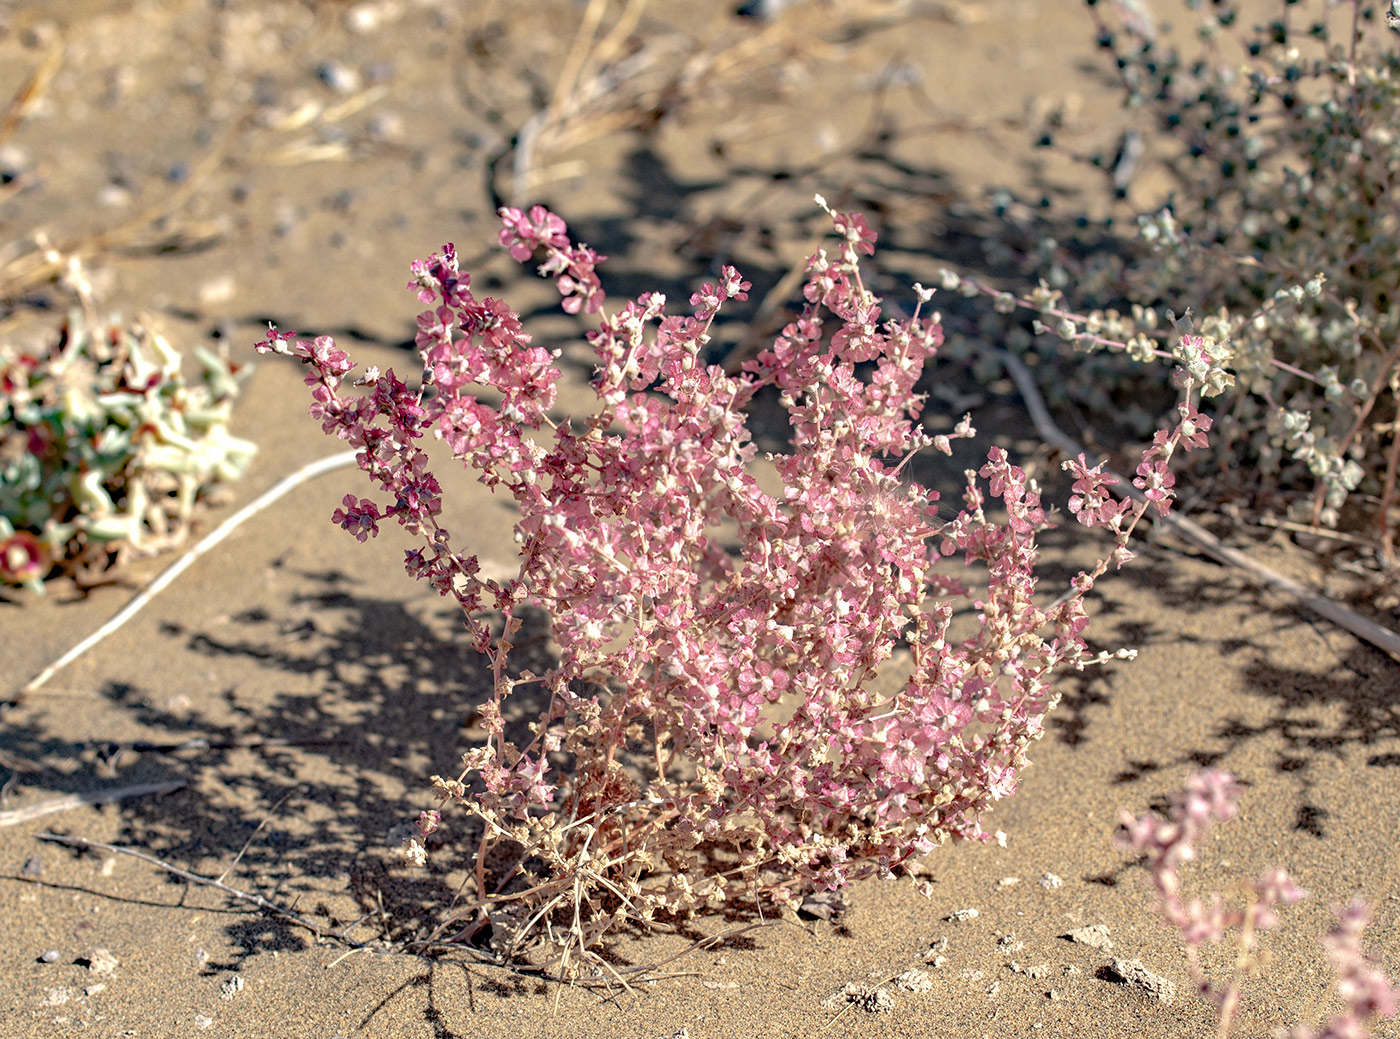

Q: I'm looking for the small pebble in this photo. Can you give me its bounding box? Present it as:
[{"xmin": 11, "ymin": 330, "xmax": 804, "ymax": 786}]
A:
[
  {"xmin": 39, "ymin": 950, "xmax": 60, "ymax": 964},
  {"xmin": 0, "ymin": 143, "xmax": 30, "ymax": 178},
  {"xmin": 367, "ymin": 111, "xmax": 404, "ymax": 143},
  {"xmin": 317, "ymin": 60, "xmax": 361, "ymax": 95},
  {"xmin": 97, "ymin": 184, "xmax": 131, "ymax": 208},
  {"xmin": 344, "ymin": 1, "xmax": 389, "ymax": 35},
  {"xmin": 1039, "ymin": 872, "xmax": 1063, "ymax": 890},
  {"xmin": 894, "ymin": 968, "xmax": 932, "ymax": 993},
  {"xmin": 21, "ymin": 856, "xmax": 43, "ymax": 878},
  {"xmin": 198, "ymin": 275, "xmax": 237, "ymax": 306},
  {"xmin": 1108, "ymin": 958, "xmax": 1176, "ymax": 1004},
  {"xmin": 1063, "ymin": 923, "xmax": 1113, "ymax": 951}
]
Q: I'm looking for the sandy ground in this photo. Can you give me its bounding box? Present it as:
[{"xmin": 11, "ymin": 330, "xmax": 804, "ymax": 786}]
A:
[{"xmin": 2, "ymin": 0, "xmax": 1399, "ymax": 1036}]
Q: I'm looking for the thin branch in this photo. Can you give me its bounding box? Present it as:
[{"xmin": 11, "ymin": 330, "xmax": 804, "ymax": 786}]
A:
[
  {"xmin": 0, "ymin": 779, "xmax": 185, "ymax": 827},
  {"xmin": 215, "ymin": 789, "xmax": 295, "ymax": 886},
  {"xmin": 35, "ymin": 831, "xmax": 362, "ymax": 947},
  {"xmin": 996, "ymin": 349, "xmax": 1400, "ymax": 660},
  {"xmin": 0, "ymin": 32, "xmax": 62, "ymax": 150},
  {"xmin": 96, "ymin": 735, "xmax": 346, "ymax": 758}
]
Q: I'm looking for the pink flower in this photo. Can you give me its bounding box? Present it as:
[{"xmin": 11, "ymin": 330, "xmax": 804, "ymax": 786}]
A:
[
  {"xmin": 330, "ymin": 494, "xmax": 381, "ymax": 542},
  {"xmin": 1175, "ymin": 400, "xmax": 1213, "ymax": 451},
  {"xmin": 831, "ymin": 209, "xmax": 877, "ymax": 255},
  {"xmin": 497, "ymin": 204, "xmax": 568, "ymax": 260},
  {"xmin": 1063, "ymin": 453, "xmax": 1126, "ymax": 528},
  {"xmin": 0, "ymin": 531, "xmax": 48, "ymax": 584},
  {"xmin": 1133, "ymin": 457, "xmax": 1177, "ymax": 516}
]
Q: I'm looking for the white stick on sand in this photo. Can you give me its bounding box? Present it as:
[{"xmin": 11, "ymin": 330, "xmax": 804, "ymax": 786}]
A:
[{"xmin": 13, "ymin": 450, "xmax": 359, "ymax": 702}]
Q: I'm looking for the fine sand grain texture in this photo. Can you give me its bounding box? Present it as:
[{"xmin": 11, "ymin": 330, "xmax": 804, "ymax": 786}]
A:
[{"xmin": 2, "ymin": 1, "xmax": 1398, "ymax": 1037}]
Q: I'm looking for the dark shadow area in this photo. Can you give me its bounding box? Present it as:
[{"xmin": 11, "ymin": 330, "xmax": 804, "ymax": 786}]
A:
[
  {"xmin": 6, "ymin": 569, "xmax": 552, "ymax": 970},
  {"xmin": 1065, "ymin": 545, "xmax": 1400, "ymax": 840}
]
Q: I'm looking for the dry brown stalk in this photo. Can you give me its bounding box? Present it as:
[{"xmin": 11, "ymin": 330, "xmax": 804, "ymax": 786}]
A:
[
  {"xmin": 0, "ymin": 31, "xmax": 63, "ymax": 150},
  {"xmin": 997, "ymin": 348, "xmax": 1400, "ymax": 660}
]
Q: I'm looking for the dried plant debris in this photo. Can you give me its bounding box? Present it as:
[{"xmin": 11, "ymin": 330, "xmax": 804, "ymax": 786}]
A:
[
  {"xmin": 83, "ymin": 948, "xmax": 118, "ymax": 975},
  {"xmin": 798, "ymin": 889, "xmax": 847, "ymax": 921},
  {"xmin": 923, "ymin": 936, "xmax": 949, "ymax": 967},
  {"xmin": 1009, "ymin": 961, "xmax": 1049, "ymax": 979},
  {"xmin": 893, "ymin": 968, "xmax": 933, "ymax": 993},
  {"xmin": 821, "ymin": 982, "xmax": 895, "ymax": 1014}
]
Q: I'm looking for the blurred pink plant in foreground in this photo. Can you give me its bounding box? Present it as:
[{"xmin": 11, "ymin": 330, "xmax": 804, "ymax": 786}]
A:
[
  {"xmin": 261, "ymin": 198, "xmax": 1210, "ymax": 968},
  {"xmin": 1120, "ymin": 770, "xmax": 1396, "ymax": 1039}
]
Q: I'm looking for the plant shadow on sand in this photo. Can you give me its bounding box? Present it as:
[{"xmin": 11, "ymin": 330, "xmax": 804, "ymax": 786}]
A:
[
  {"xmin": 1034, "ymin": 526, "xmax": 1400, "ymax": 844},
  {"xmin": 15, "ymin": 569, "xmax": 520, "ymax": 965},
  {"xmin": 22, "ymin": 510, "xmax": 1395, "ymax": 980}
]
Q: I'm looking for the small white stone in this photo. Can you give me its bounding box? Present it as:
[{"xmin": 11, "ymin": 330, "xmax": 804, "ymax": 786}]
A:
[
  {"xmin": 1063, "ymin": 924, "xmax": 1112, "ymax": 951},
  {"xmin": 198, "ymin": 275, "xmax": 237, "ymax": 306}
]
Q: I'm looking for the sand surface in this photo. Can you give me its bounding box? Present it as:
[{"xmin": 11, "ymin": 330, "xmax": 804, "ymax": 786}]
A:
[{"xmin": 2, "ymin": 1, "xmax": 1398, "ymax": 1036}]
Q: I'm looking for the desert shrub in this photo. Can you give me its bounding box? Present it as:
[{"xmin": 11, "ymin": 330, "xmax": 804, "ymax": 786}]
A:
[
  {"xmin": 954, "ymin": 0, "xmax": 1400, "ymax": 570},
  {"xmin": 261, "ymin": 199, "xmax": 1213, "ymax": 973},
  {"xmin": 0, "ymin": 308, "xmax": 255, "ymax": 589}
]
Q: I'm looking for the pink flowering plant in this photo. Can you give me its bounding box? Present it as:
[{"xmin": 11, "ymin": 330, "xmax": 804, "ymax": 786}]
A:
[
  {"xmin": 1120, "ymin": 770, "xmax": 1396, "ymax": 1039},
  {"xmin": 259, "ymin": 197, "xmax": 1211, "ymax": 972}
]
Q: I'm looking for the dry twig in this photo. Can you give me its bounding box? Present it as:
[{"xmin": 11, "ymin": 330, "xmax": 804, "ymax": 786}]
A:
[
  {"xmin": 996, "ymin": 348, "xmax": 1400, "ymax": 660},
  {"xmin": 0, "ymin": 779, "xmax": 185, "ymax": 828},
  {"xmin": 36, "ymin": 830, "xmax": 361, "ymax": 947}
]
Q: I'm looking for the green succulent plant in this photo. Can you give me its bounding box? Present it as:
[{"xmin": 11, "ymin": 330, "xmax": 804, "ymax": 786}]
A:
[{"xmin": 0, "ymin": 309, "xmax": 255, "ymax": 590}]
